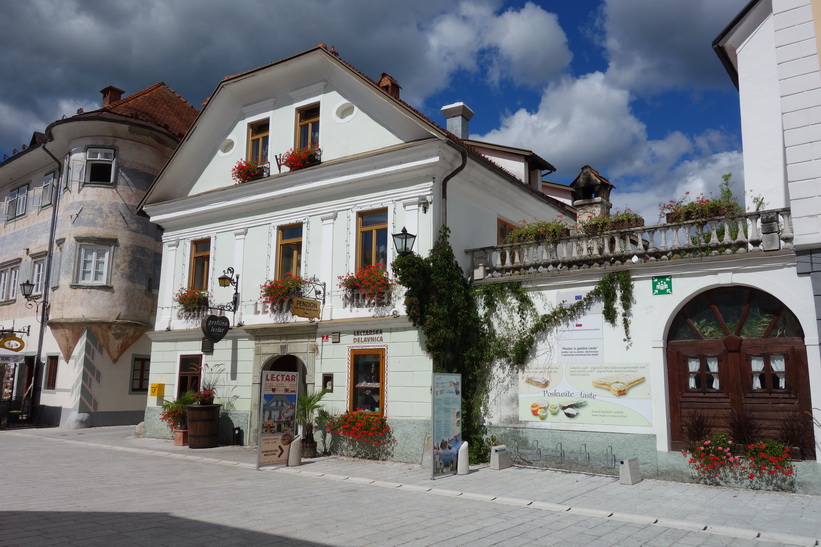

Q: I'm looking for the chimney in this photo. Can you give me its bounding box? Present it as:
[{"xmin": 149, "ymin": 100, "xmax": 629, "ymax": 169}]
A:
[
  {"xmin": 377, "ymin": 73, "xmax": 401, "ymax": 99},
  {"xmin": 100, "ymin": 85, "xmax": 125, "ymax": 107},
  {"xmin": 440, "ymin": 102, "xmax": 474, "ymax": 139}
]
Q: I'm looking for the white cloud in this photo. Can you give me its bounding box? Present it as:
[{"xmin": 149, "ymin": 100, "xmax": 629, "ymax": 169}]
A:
[{"xmin": 600, "ymin": 0, "xmax": 749, "ymax": 94}]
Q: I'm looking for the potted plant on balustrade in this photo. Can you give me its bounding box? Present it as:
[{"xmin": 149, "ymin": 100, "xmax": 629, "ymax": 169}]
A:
[
  {"xmin": 507, "ymin": 218, "xmax": 570, "ymax": 245},
  {"xmin": 160, "ymin": 390, "xmax": 196, "ymax": 446},
  {"xmin": 173, "ymin": 288, "xmax": 210, "ymax": 317},
  {"xmin": 578, "ymin": 209, "xmax": 645, "ymax": 235},
  {"xmin": 338, "ymin": 264, "xmax": 395, "ymax": 305},
  {"xmin": 231, "ymin": 158, "xmax": 267, "ymax": 184},
  {"xmin": 187, "ymin": 363, "xmax": 225, "ymax": 449},
  {"xmin": 659, "ymin": 174, "xmax": 743, "ymax": 224},
  {"xmin": 296, "ymin": 389, "xmax": 328, "ymax": 458},
  {"xmin": 259, "ymin": 273, "xmax": 305, "ymax": 313},
  {"xmin": 277, "ymin": 142, "xmax": 321, "ymax": 172}
]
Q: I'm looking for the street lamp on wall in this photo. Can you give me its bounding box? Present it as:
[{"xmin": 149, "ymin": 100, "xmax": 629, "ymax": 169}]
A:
[
  {"xmin": 217, "ymin": 267, "xmax": 240, "ymax": 324},
  {"xmin": 392, "ymin": 227, "xmax": 417, "ymax": 256},
  {"xmin": 20, "ymin": 280, "xmax": 50, "ymax": 323}
]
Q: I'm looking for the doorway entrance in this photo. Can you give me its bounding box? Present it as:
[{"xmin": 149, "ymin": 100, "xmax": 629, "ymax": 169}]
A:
[{"xmin": 666, "ymin": 287, "xmax": 814, "ymax": 458}]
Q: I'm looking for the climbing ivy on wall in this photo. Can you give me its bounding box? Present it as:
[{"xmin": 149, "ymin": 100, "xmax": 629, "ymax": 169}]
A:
[{"xmin": 392, "ymin": 227, "xmax": 633, "ymax": 462}]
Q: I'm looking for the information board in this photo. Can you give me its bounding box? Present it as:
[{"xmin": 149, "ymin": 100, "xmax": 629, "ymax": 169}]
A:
[
  {"xmin": 432, "ymin": 373, "xmax": 462, "ymax": 479},
  {"xmin": 257, "ymin": 370, "xmax": 298, "ymax": 468}
]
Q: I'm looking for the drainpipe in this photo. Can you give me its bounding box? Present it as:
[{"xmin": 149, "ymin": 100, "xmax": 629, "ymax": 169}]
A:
[
  {"xmin": 440, "ymin": 141, "xmax": 468, "ymax": 227},
  {"xmin": 27, "ymin": 139, "xmax": 63, "ymax": 422}
]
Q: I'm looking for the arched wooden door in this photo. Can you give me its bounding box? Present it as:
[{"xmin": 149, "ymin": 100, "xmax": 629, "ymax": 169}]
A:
[{"xmin": 667, "ymin": 287, "xmax": 814, "ymax": 458}]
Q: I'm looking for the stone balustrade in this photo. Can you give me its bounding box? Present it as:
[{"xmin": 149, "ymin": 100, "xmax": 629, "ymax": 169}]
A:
[{"xmin": 468, "ymin": 209, "xmax": 793, "ymax": 281}]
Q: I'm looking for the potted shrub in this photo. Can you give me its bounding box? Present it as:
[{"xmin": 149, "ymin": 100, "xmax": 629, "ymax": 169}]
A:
[
  {"xmin": 160, "ymin": 390, "xmax": 196, "ymax": 446},
  {"xmin": 338, "ymin": 264, "xmax": 395, "ymax": 301},
  {"xmin": 187, "ymin": 363, "xmax": 223, "ymax": 449},
  {"xmin": 326, "ymin": 409, "xmax": 395, "ymax": 460},
  {"xmin": 507, "ymin": 218, "xmax": 570, "ymax": 244},
  {"xmin": 296, "ymin": 389, "xmax": 328, "ymax": 458},
  {"xmin": 278, "ymin": 142, "xmax": 321, "ymax": 171},
  {"xmin": 260, "ymin": 273, "xmax": 305, "ymax": 311},
  {"xmin": 231, "ymin": 159, "xmax": 267, "ymax": 184},
  {"xmin": 608, "ymin": 209, "xmax": 645, "ymax": 230}
]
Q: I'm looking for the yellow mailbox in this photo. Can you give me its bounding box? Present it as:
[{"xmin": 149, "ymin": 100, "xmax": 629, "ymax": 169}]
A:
[{"xmin": 149, "ymin": 383, "xmax": 165, "ymax": 397}]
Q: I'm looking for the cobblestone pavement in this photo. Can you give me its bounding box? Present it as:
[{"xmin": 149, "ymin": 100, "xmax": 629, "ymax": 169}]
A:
[{"xmin": 2, "ymin": 426, "xmax": 821, "ymax": 546}]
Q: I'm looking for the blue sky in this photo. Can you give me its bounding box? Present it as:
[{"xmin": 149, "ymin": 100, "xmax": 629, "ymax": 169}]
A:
[{"xmin": 0, "ymin": 0, "xmax": 749, "ymax": 221}]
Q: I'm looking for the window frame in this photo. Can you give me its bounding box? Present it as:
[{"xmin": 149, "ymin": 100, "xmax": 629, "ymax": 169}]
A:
[
  {"xmin": 296, "ymin": 103, "xmax": 320, "ymax": 149},
  {"xmin": 76, "ymin": 244, "xmax": 112, "ymax": 286},
  {"xmin": 7, "ymin": 184, "xmax": 28, "ymax": 221},
  {"xmin": 247, "ymin": 119, "xmax": 270, "ymax": 164},
  {"xmin": 349, "ymin": 347, "xmax": 386, "ymax": 415},
  {"xmin": 188, "ymin": 238, "xmax": 211, "ymax": 291},
  {"xmin": 178, "ymin": 354, "xmax": 203, "ymax": 397},
  {"xmin": 130, "ymin": 355, "xmax": 151, "ymax": 393},
  {"xmin": 85, "ymin": 147, "xmax": 116, "ymax": 185},
  {"xmin": 497, "ymin": 218, "xmax": 517, "ymax": 245},
  {"xmin": 0, "ymin": 263, "xmax": 19, "ymax": 302},
  {"xmin": 44, "ymin": 355, "xmax": 59, "ymax": 391},
  {"xmin": 31, "ymin": 258, "xmax": 45, "ymax": 296},
  {"xmin": 276, "ymin": 223, "xmax": 303, "ymax": 279},
  {"xmin": 41, "ymin": 172, "xmax": 55, "ymax": 208},
  {"xmin": 356, "ymin": 209, "xmax": 389, "ymax": 270}
]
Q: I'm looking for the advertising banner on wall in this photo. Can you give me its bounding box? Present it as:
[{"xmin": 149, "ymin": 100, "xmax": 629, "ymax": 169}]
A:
[
  {"xmin": 517, "ymin": 290, "xmax": 652, "ymax": 427},
  {"xmin": 432, "ymin": 373, "xmax": 462, "ymax": 479},
  {"xmin": 257, "ymin": 370, "xmax": 298, "ymax": 468}
]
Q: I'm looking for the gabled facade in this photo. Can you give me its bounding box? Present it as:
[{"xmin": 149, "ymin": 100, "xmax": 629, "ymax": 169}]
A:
[
  {"xmin": 138, "ymin": 45, "xmax": 568, "ymax": 458},
  {"xmin": 0, "ymin": 83, "xmax": 198, "ymax": 427}
]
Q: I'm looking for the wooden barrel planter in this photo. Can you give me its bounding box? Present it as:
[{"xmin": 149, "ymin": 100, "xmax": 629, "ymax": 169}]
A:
[{"xmin": 186, "ymin": 404, "xmax": 221, "ymax": 449}]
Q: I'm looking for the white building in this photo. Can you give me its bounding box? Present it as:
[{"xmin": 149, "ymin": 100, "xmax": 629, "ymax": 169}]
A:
[{"xmin": 138, "ymin": 45, "xmax": 569, "ymax": 460}]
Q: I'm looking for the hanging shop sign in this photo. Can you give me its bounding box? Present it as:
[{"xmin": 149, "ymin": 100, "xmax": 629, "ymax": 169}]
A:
[
  {"xmin": 291, "ymin": 296, "xmax": 321, "ymax": 319},
  {"xmin": 432, "ymin": 373, "xmax": 462, "ymax": 479},
  {"xmin": 0, "ymin": 336, "xmax": 25, "ymax": 352},
  {"xmin": 257, "ymin": 370, "xmax": 298, "ymax": 468},
  {"xmin": 201, "ymin": 315, "xmax": 230, "ymax": 343}
]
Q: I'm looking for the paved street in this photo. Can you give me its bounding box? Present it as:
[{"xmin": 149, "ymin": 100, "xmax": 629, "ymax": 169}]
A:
[{"xmin": 2, "ymin": 427, "xmax": 821, "ymax": 546}]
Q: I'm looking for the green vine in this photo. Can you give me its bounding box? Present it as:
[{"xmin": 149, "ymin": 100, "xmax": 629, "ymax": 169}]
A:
[{"xmin": 392, "ymin": 227, "xmax": 634, "ymax": 461}]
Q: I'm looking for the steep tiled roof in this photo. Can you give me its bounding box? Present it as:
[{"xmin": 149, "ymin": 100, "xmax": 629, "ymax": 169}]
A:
[{"xmin": 80, "ymin": 82, "xmax": 199, "ymax": 140}]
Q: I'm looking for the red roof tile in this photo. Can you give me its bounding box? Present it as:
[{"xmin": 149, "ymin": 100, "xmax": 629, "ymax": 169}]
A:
[{"xmin": 82, "ymin": 82, "xmax": 199, "ymax": 140}]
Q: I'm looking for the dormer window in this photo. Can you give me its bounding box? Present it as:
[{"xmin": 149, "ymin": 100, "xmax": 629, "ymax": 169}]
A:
[
  {"xmin": 248, "ymin": 119, "xmax": 269, "ymax": 164},
  {"xmin": 86, "ymin": 148, "xmax": 115, "ymax": 185},
  {"xmin": 296, "ymin": 103, "xmax": 320, "ymax": 149}
]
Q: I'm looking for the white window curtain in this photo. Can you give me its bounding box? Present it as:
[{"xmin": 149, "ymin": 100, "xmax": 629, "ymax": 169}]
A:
[
  {"xmin": 688, "ymin": 357, "xmax": 700, "ymax": 389},
  {"xmin": 750, "ymin": 355, "xmax": 765, "ymax": 389},
  {"xmin": 706, "ymin": 357, "xmax": 719, "ymax": 390},
  {"xmin": 771, "ymin": 354, "xmax": 786, "ymax": 390}
]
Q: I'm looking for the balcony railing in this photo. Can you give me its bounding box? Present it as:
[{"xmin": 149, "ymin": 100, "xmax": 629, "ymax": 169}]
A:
[{"xmin": 468, "ymin": 209, "xmax": 794, "ymax": 281}]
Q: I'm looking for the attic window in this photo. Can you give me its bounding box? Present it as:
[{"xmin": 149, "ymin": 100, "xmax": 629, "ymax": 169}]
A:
[
  {"xmin": 297, "ymin": 103, "xmax": 320, "ymax": 149},
  {"xmin": 248, "ymin": 120, "xmax": 269, "ymax": 164},
  {"xmin": 85, "ymin": 148, "xmax": 116, "ymax": 185}
]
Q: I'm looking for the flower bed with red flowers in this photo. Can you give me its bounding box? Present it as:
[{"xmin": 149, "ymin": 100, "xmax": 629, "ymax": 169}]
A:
[
  {"xmin": 260, "ymin": 273, "xmax": 304, "ymax": 304},
  {"xmin": 683, "ymin": 434, "xmax": 795, "ymax": 491},
  {"xmin": 326, "ymin": 410, "xmax": 395, "ymax": 459},
  {"xmin": 279, "ymin": 143, "xmax": 321, "ymax": 171},
  {"xmin": 338, "ymin": 264, "xmax": 394, "ymax": 300},
  {"xmin": 232, "ymin": 159, "xmax": 267, "ymax": 184}
]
